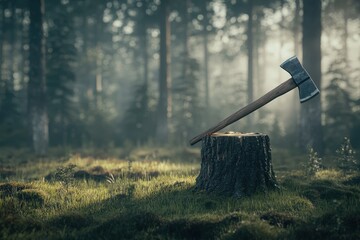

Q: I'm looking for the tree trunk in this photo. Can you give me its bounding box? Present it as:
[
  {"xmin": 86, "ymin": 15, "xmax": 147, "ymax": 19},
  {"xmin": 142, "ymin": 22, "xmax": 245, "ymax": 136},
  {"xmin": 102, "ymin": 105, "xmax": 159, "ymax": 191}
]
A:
[
  {"xmin": 195, "ymin": 132, "xmax": 278, "ymax": 197},
  {"xmin": 0, "ymin": 1, "xmax": 5, "ymax": 85},
  {"xmin": 181, "ymin": 0, "xmax": 189, "ymax": 85},
  {"xmin": 141, "ymin": 5, "xmax": 149, "ymax": 89},
  {"xmin": 343, "ymin": 0, "xmax": 349, "ymax": 67},
  {"xmin": 279, "ymin": 0, "xmax": 285, "ymax": 82},
  {"xmin": 28, "ymin": 0, "xmax": 48, "ymax": 155},
  {"xmin": 156, "ymin": 0, "xmax": 171, "ymax": 144},
  {"xmin": 201, "ymin": 1, "xmax": 210, "ymax": 112},
  {"xmin": 246, "ymin": 0, "xmax": 254, "ymax": 129},
  {"xmin": 290, "ymin": 0, "xmax": 301, "ymax": 148},
  {"xmin": 301, "ymin": 0, "xmax": 323, "ymax": 154},
  {"xmin": 94, "ymin": 5, "xmax": 104, "ymax": 109},
  {"xmin": 9, "ymin": 0, "xmax": 15, "ymax": 91},
  {"xmin": 294, "ymin": 0, "xmax": 300, "ymax": 57}
]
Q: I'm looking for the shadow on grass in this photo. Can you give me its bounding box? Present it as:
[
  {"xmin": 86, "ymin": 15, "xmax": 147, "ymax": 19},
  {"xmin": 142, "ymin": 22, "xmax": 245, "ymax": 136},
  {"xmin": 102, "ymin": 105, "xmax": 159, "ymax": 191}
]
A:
[
  {"xmin": 74, "ymin": 188, "xmax": 257, "ymax": 240},
  {"xmin": 44, "ymin": 183, "xmax": 314, "ymax": 240},
  {"xmin": 2, "ymin": 175, "xmax": 360, "ymax": 240}
]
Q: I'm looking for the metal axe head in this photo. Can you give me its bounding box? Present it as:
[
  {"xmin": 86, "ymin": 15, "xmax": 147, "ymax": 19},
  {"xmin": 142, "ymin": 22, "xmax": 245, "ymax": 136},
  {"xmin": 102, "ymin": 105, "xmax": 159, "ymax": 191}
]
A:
[{"xmin": 280, "ymin": 56, "xmax": 320, "ymax": 103}]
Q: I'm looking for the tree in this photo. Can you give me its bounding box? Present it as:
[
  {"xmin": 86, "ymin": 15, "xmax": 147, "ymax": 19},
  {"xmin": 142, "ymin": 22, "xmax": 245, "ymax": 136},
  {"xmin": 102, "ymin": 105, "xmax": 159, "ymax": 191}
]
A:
[
  {"xmin": 28, "ymin": 0, "xmax": 48, "ymax": 155},
  {"xmin": 156, "ymin": 0, "xmax": 171, "ymax": 144},
  {"xmin": 46, "ymin": 1, "xmax": 77, "ymax": 147},
  {"xmin": 300, "ymin": 0, "xmax": 323, "ymax": 153},
  {"xmin": 0, "ymin": 0, "xmax": 4, "ymax": 87},
  {"xmin": 120, "ymin": 0, "xmax": 158, "ymax": 145},
  {"xmin": 324, "ymin": 55, "xmax": 355, "ymax": 149}
]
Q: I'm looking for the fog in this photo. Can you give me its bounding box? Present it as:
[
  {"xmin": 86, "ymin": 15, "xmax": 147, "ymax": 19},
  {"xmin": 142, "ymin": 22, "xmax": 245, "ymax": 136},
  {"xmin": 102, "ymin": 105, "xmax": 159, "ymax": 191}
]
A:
[{"xmin": 0, "ymin": 0, "xmax": 359, "ymax": 154}]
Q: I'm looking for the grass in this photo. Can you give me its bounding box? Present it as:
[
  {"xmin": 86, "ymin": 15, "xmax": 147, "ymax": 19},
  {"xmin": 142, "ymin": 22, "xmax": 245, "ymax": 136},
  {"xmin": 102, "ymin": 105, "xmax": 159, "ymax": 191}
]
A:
[{"xmin": 0, "ymin": 147, "xmax": 359, "ymax": 239}]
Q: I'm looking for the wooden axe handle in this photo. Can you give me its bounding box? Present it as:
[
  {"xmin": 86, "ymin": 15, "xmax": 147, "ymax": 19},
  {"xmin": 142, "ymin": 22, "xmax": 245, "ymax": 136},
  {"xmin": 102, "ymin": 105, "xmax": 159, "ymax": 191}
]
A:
[{"xmin": 189, "ymin": 78, "xmax": 297, "ymax": 145}]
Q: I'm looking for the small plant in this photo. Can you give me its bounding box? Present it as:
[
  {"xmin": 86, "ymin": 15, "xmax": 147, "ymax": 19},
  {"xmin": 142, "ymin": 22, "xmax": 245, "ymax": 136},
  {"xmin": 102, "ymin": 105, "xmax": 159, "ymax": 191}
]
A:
[
  {"xmin": 306, "ymin": 147, "xmax": 322, "ymax": 176},
  {"xmin": 106, "ymin": 173, "xmax": 116, "ymax": 184},
  {"xmin": 127, "ymin": 157, "xmax": 133, "ymax": 173},
  {"xmin": 336, "ymin": 137, "xmax": 357, "ymax": 171},
  {"xmin": 54, "ymin": 164, "xmax": 76, "ymax": 189}
]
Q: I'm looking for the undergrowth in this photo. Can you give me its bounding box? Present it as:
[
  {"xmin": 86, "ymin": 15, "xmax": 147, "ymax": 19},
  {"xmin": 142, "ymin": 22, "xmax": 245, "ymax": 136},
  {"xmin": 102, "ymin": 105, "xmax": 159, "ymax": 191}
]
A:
[{"xmin": 0, "ymin": 146, "xmax": 359, "ymax": 239}]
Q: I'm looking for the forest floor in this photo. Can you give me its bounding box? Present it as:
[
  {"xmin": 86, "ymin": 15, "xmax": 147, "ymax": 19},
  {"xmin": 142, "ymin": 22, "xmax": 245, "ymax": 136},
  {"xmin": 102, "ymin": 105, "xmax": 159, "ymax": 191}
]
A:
[{"xmin": 0, "ymin": 147, "xmax": 359, "ymax": 240}]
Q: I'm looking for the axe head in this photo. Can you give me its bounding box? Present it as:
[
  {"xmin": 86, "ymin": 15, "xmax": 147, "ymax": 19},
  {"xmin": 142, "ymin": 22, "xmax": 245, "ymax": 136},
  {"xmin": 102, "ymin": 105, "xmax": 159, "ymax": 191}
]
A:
[{"xmin": 280, "ymin": 56, "xmax": 320, "ymax": 103}]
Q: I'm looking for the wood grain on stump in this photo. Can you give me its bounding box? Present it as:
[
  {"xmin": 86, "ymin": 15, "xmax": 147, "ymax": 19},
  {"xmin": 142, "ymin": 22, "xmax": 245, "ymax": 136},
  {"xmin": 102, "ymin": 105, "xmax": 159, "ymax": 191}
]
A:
[{"xmin": 195, "ymin": 132, "xmax": 278, "ymax": 197}]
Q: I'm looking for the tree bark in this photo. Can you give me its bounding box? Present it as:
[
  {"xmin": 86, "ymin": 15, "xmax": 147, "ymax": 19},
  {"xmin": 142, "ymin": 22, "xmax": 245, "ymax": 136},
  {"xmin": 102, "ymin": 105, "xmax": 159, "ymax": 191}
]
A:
[
  {"xmin": 301, "ymin": 0, "xmax": 323, "ymax": 154},
  {"xmin": 28, "ymin": 0, "xmax": 48, "ymax": 155},
  {"xmin": 196, "ymin": 132, "xmax": 278, "ymax": 197},
  {"xmin": 156, "ymin": 0, "xmax": 171, "ymax": 144}
]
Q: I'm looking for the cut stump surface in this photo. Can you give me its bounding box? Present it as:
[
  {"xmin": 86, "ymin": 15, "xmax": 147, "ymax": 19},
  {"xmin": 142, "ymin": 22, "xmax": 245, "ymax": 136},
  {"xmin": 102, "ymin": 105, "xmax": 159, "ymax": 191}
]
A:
[{"xmin": 195, "ymin": 132, "xmax": 278, "ymax": 197}]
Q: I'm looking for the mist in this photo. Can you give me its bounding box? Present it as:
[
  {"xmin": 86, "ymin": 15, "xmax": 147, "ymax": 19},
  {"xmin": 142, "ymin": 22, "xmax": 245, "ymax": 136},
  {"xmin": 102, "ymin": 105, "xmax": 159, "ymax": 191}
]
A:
[{"xmin": 0, "ymin": 0, "xmax": 359, "ymax": 154}]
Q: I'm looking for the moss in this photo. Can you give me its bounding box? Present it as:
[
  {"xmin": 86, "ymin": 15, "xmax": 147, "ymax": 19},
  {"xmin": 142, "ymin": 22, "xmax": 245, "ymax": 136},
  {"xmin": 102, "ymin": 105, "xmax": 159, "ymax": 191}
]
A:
[
  {"xmin": 0, "ymin": 168, "xmax": 16, "ymax": 179},
  {"xmin": 343, "ymin": 175, "xmax": 360, "ymax": 186},
  {"xmin": 162, "ymin": 219, "xmax": 219, "ymax": 240},
  {"xmin": 0, "ymin": 182, "xmax": 31, "ymax": 197},
  {"xmin": 260, "ymin": 211, "xmax": 297, "ymax": 228},
  {"xmin": 204, "ymin": 200, "xmax": 217, "ymax": 210},
  {"xmin": 280, "ymin": 174, "xmax": 308, "ymax": 189},
  {"xmin": 0, "ymin": 199, "xmax": 42, "ymax": 234},
  {"xmin": 301, "ymin": 189, "xmax": 321, "ymax": 203},
  {"xmin": 306, "ymin": 180, "xmax": 359, "ymax": 200},
  {"xmin": 89, "ymin": 166, "xmax": 106, "ymax": 174},
  {"xmin": 227, "ymin": 222, "xmax": 279, "ymax": 240},
  {"xmin": 88, "ymin": 211, "xmax": 162, "ymax": 239},
  {"xmin": 49, "ymin": 213, "xmax": 94, "ymax": 230},
  {"xmin": 74, "ymin": 169, "xmax": 111, "ymax": 182},
  {"xmin": 291, "ymin": 210, "xmax": 360, "ymax": 240},
  {"xmin": 315, "ymin": 169, "xmax": 343, "ymax": 180},
  {"xmin": 159, "ymin": 214, "xmax": 242, "ymax": 240},
  {"xmin": 16, "ymin": 189, "xmax": 47, "ymax": 206}
]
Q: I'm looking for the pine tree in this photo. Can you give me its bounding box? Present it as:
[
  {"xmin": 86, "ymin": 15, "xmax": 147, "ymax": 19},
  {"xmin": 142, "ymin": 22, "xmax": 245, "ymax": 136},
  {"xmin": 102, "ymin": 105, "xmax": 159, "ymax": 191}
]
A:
[
  {"xmin": 28, "ymin": 0, "xmax": 48, "ymax": 155},
  {"xmin": 324, "ymin": 52, "xmax": 356, "ymax": 149},
  {"xmin": 46, "ymin": 1, "xmax": 77, "ymax": 146},
  {"xmin": 121, "ymin": 83, "xmax": 156, "ymax": 145}
]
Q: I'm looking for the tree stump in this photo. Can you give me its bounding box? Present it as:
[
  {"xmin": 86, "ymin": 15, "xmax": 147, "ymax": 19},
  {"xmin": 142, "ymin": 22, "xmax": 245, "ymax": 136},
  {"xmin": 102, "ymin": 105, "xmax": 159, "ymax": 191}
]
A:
[{"xmin": 195, "ymin": 132, "xmax": 278, "ymax": 197}]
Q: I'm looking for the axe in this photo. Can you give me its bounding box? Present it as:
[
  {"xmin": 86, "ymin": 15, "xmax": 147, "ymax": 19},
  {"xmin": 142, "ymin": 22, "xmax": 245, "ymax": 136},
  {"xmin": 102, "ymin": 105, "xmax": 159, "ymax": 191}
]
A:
[{"xmin": 189, "ymin": 56, "xmax": 319, "ymax": 145}]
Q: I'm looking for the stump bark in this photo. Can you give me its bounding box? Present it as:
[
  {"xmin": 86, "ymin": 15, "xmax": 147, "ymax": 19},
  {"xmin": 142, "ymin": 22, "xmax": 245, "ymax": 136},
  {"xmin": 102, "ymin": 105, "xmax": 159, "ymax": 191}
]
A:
[{"xmin": 195, "ymin": 132, "xmax": 278, "ymax": 197}]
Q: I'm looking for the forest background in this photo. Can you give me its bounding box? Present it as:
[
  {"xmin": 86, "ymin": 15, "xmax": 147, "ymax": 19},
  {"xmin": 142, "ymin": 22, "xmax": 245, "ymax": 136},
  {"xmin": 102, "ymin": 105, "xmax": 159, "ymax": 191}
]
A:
[{"xmin": 0, "ymin": 0, "xmax": 359, "ymax": 156}]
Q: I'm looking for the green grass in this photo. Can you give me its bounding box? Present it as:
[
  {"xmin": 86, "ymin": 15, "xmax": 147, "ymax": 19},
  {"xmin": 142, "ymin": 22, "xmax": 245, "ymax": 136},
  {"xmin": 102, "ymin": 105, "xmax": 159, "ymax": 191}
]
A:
[{"xmin": 0, "ymin": 147, "xmax": 359, "ymax": 239}]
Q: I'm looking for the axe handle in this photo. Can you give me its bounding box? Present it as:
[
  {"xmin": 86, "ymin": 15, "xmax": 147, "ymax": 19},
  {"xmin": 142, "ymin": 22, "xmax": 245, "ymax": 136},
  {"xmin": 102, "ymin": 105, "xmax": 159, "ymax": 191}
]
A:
[{"xmin": 189, "ymin": 78, "xmax": 297, "ymax": 145}]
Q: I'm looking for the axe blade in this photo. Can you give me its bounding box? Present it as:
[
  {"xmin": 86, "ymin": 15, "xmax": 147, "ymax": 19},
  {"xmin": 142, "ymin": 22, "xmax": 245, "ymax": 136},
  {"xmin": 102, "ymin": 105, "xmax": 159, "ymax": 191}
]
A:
[{"xmin": 280, "ymin": 56, "xmax": 320, "ymax": 103}]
